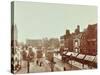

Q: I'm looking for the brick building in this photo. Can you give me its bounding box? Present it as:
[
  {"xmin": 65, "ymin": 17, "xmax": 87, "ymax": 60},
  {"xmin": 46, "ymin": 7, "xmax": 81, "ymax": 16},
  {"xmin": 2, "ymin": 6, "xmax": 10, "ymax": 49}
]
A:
[
  {"xmin": 80, "ymin": 24, "xmax": 97, "ymax": 55},
  {"xmin": 60, "ymin": 24, "xmax": 97, "ymax": 55},
  {"xmin": 60, "ymin": 29, "xmax": 73, "ymax": 53},
  {"xmin": 73, "ymin": 25, "xmax": 82, "ymax": 53}
]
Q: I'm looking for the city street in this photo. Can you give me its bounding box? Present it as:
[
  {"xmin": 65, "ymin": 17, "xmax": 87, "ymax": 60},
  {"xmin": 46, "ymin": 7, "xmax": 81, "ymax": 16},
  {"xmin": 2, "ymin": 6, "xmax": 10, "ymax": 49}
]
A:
[
  {"xmin": 16, "ymin": 55, "xmax": 80, "ymax": 74},
  {"xmin": 15, "ymin": 47, "xmax": 96, "ymax": 74}
]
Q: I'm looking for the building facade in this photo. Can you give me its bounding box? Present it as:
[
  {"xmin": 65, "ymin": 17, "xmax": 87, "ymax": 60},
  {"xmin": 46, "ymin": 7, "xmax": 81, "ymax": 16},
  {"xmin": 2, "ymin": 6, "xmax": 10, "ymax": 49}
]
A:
[
  {"xmin": 80, "ymin": 24, "xmax": 97, "ymax": 55},
  {"xmin": 73, "ymin": 25, "xmax": 82, "ymax": 53},
  {"xmin": 60, "ymin": 24, "xmax": 97, "ymax": 55},
  {"xmin": 60, "ymin": 29, "xmax": 73, "ymax": 52}
]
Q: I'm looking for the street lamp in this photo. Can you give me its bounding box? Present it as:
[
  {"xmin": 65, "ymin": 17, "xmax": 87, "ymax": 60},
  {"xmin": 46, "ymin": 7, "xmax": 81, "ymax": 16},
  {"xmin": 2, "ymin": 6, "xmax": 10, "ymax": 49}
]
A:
[
  {"xmin": 46, "ymin": 50, "xmax": 56, "ymax": 72},
  {"xmin": 25, "ymin": 47, "xmax": 34, "ymax": 73},
  {"xmin": 50, "ymin": 57, "xmax": 56, "ymax": 72}
]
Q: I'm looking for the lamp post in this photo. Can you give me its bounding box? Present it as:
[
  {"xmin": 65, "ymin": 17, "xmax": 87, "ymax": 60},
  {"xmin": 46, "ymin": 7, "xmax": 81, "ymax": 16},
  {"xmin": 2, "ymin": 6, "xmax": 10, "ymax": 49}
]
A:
[
  {"xmin": 27, "ymin": 60, "xmax": 30, "ymax": 73},
  {"xmin": 25, "ymin": 50, "xmax": 30, "ymax": 73},
  {"xmin": 50, "ymin": 57, "xmax": 54, "ymax": 72},
  {"xmin": 49, "ymin": 52, "xmax": 56, "ymax": 72},
  {"xmin": 46, "ymin": 49, "xmax": 56, "ymax": 72},
  {"xmin": 25, "ymin": 47, "xmax": 34, "ymax": 73}
]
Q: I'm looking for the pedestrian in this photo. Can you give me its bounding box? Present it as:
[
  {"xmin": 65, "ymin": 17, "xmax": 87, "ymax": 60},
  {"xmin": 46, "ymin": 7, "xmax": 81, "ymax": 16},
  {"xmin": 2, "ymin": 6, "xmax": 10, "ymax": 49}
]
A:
[
  {"xmin": 40, "ymin": 61, "xmax": 42, "ymax": 67},
  {"xmin": 63, "ymin": 66, "xmax": 66, "ymax": 71},
  {"xmin": 36, "ymin": 59, "xmax": 38, "ymax": 65},
  {"xmin": 50, "ymin": 62, "xmax": 54, "ymax": 72}
]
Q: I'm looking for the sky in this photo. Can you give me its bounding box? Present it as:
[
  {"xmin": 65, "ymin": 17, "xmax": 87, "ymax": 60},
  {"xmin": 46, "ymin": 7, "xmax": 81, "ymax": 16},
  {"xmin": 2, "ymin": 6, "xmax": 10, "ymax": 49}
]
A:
[{"xmin": 14, "ymin": 1, "xmax": 97, "ymax": 43}]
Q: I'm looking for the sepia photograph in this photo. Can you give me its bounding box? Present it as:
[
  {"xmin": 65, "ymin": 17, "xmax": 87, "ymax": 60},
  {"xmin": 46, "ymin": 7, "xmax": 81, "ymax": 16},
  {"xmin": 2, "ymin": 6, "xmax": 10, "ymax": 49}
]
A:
[{"xmin": 11, "ymin": 1, "xmax": 97, "ymax": 74}]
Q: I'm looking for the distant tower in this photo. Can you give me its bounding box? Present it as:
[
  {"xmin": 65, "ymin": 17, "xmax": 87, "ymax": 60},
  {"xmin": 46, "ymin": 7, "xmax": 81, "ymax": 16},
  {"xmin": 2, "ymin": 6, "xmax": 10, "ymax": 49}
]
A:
[
  {"xmin": 11, "ymin": 24, "xmax": 18, "ymax": 73},
  {"xmin": 75, "ymin": 25, "xmax": 80, "ymax": 34},
  {"xmin": 77, "ymin": 25, "xmax": 80, "ymax": 32},
  {"xmin": 14, "ymin": 24, "xmax": 18, "ymax": 42},
  {"xmin": 11, "ymin": 24, "xmax": 18, "ymax": 48},
  {"xmin": 66, "ymin": 29, "xmax": 70, "ymax": 36}
]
